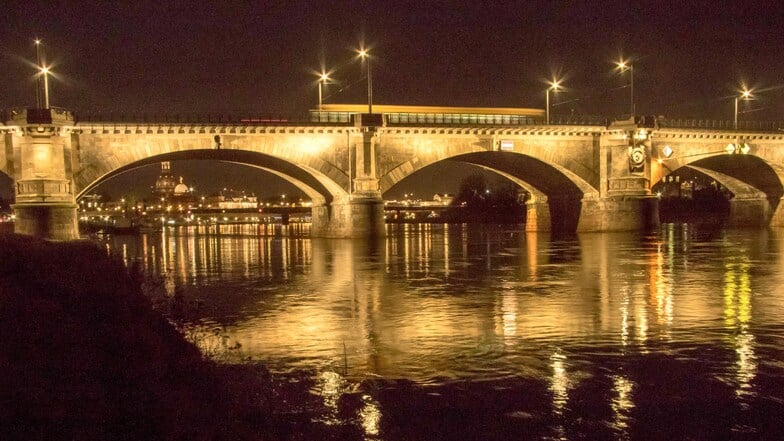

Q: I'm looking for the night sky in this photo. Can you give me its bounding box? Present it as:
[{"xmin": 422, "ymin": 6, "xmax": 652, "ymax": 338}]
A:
[{"xmin": 3, "ymin": 0, "xmax": 783, "ymax": 199}]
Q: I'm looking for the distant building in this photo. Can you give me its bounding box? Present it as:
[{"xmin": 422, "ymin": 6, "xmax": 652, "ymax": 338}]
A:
[
  {"xmin": 153, "ymin": 161, "xmax": 177, "ymax": 198},
  {"xmin": 205, "ymin": 189, "xmax": 258, "ymax": 209}
]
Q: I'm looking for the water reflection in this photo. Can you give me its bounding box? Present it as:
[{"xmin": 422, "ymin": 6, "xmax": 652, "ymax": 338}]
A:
[
  {"xmin": 99, "ymin": 223, "xmax": 784, "ymax": 438},
  {"xmin": 722, "ymin": 253, "xmax": 757, "ymax": 404},
  {"xmin": 610, "ymin": 375, "xmax": 634, "ymax": 438},
  {"xmin": 102, "ymin": 224, "xmax": 784, "ymax": 379}
]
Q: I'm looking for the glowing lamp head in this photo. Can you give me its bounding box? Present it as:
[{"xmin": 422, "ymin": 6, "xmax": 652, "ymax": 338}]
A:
[
  {"xmin": 549, "ymin": 80, "xmax": 561, "ymax": 91},
  {"xmin": 359, "ymin": 49, "xmax": 368, "ymax": 59},
  {"xmin": 319, "ymin": 72, "xmax": 329, "ymax": 82},
  {"xmin": 40, "ymin": 66, "xmax": 50, "ymax": 75},
  {"xmin": 740, "ymin": 89, "xmax": 752, "ymax": 99}
]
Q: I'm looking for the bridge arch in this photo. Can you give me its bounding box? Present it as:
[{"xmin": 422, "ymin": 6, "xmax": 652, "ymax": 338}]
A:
[
  {"xmin": 75, "ymin": 149, "xmax": 350, "ymax": 206},
  {"xmin": 379, "ymin": 150, "xmax": 597, "ymax": 199},
  {"xmin": 379, "ymin": 149, "xmax": 600, "ymax": 232},
  {"xmin": 655, "ymin": 153, "xmax": 784, "ymax": 226}
]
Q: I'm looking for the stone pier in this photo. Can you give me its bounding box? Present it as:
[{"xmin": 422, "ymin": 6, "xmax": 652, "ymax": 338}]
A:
[
  {"xmin": 728, "ymin": 196, "xmax": 773, "ymax": 228},
  {"xmin": 525, "ymin": 200, "xmax": 551, "ymax": 232},
  {"xmin": 6, "ymin": 108, "xmax": 79, "ymax": 240},
  {"xmin": 311, "ymin": 197, "xmax": 385, "ymax": 238}
]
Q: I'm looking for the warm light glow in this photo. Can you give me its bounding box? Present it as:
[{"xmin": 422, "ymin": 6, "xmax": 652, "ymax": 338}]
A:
[
  {"xmin": 40, "ymin": 66, "xmax": 50, "ymax": 75},
  {"xmin": 549, "ymin": 80, "xmax": 561, "ymax": 91},
  {"xmin": 359, "ymin": 49, "xmax": 368, "ymax": 58},
  {"xmin": 616, "ymin": 59, "xmax": 630, "ymax": 71},
  {"xmin": 319, "ymin": 72, "xmax": 329, "ymax": 82},
  {"xmin": 740, "ymin": 88, "xmax": 752, "ymax": 99}
]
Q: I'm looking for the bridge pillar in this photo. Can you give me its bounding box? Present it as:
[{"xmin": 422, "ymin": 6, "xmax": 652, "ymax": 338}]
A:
[
  {"xmin": 311, "ymin": 128, "xmax": 385, "ymax": 238},
  {"xmin": 311, "ymin": 196, "xmax": 385, "ymax": 238},
  {"xmin": 6, "ymin": 108, "xmax": 79, "ymax": 240},
  {"xmin": 770, "ymin": 197, "xmax": 784, "ymax": 228},
  {"xmin": 525, "ymin": 200, "xmax": 551, "ymax": 232},
  {"xmin": 577, "ymin": 119, "xmax": 659, "ymax": 232},
  {"xmin": 728, "ymin": 197, "xmax": 772, "ymax": 228},
  {"xmin": 577, "ymin": 196, "xmax": 659, "ymax": 232}
]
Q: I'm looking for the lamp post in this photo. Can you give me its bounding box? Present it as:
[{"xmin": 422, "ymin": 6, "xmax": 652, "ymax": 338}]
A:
[
  {"xmin": 359, "ymin": 49, "xmax": 373, "ymax": 113},
  {"xmin": 546, "ymin": 80, "xmax": 561, "ymax": 125},
  {"xmin": 616, "ymin": 59, "xmax": 634, "ymax": 117},
  {"xmin": 40, "ymin": 66, "xmax": 51, "ymax": 109},
  {"xmin": 34, "ymin": 38, "xmax": 43, "ymax": 108},
  {"xmin": 734, "ymin": 88, "xmax": 752, "ymax": 130},
  {"xmin": 318, "ymin": 72, "xmax": 329, "ymax": 112}
]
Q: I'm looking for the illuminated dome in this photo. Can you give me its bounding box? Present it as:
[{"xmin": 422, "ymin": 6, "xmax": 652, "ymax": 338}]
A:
[
  {"xmin": 174, "ymin": 177, "xmax": 189, "ymax": 195},
  {"xmin": 153, "ymin": 162, "xmax": 176, "ymax": 197}
]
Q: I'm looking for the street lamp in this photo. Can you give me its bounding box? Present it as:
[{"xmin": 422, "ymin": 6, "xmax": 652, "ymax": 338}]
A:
[
  {"xmin": 546, "ymin": 80, "xmax": 561, "ymax": 125},
  {"xmin": 34, "ymin": 38, "xmax": 43, "ymax": 108},
  {"xmin": 358, "ymin": 48, "xmax": 373, "ymax": 113},
  {"xmin": 318, "ymin": 72, "xmax": 329, "ymax": 112},
  {"xmin": 40, "ymin": 66, "xmax": 51, "ymax": 108},
  {"xmin": 734, "ymin": 88, "xmax": 752, "ymax": 130},
  {"xmin": 616, "ymin": 59, "xmax": 634, "ymax": 117}
]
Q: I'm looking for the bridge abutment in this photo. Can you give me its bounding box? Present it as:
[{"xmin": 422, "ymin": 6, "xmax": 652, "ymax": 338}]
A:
[
  {"xmin": 525, "ymin": 201, "xmax": 551, "ymax": 232},
  {"xmin": 728, "ymin": 197, "xmax": 772, "ymax": 228},
  {"xmin": 770, "ymin": 197, "xmax": 784, "ymax": 228},
  {"xmin": 5, "ymin": 108, "xmax": 80, "ymax": 240},
  {"xmin": 311, "ymin": 196, "xmax": 385, "ymax": 238},
  {"xmin": 577, "ymin": 196, "xmax": 660, "ymax": 232},
  {"xmin": 12, "ymin": 202, "xmax": 79, "ymax": 240}
]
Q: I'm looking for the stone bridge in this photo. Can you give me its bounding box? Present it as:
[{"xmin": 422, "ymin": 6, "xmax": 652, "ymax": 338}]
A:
[{"xmin": 2, "ymin": 106, "xmax": 784, "ymax": 240}]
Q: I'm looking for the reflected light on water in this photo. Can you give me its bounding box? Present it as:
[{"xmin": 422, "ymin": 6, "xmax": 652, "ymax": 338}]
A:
[
  {"xmin": 549, "ymin": 350, "xmax": 569, "ymax": 416},
  {"xmin": 317, "ymin": 370, "xmax": 346, "ymax": 425},
  {"xmin": 96, "ymin": 223, "xmax": 784, "ymax": 440},
  {"xmin": 723, "ymin": 256, "xmax": 757, "ymax": 402},
  {"xmin": 611, "ymin": 375, "xmax": 635, "ymax": 436},
  {"xmin": 360, "ymin": 394, "xmax": 381, "ymax": 437}
]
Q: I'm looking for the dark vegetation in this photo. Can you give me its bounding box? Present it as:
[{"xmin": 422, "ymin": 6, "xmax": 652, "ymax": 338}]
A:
[
  {"xmin": 659, "ymin": 187, "xmax": 731, "ymax": 224},
  {"xmin": 0, "ymin": 234, "xmax": 363, "ymax": 440},
  {"xmin": 444, "ymin": 174, "xmax": 526, "ymax": 223}
]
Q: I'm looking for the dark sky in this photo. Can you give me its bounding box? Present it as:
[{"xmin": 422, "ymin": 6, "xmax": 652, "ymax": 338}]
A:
[{"xmin": 3, "ymin": 0, "xmax": 784, "ymax": 199}]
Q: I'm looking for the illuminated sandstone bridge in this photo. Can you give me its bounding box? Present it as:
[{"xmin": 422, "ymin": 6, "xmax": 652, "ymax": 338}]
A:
[{"xmin": 2, "ymin": 104, "xmax": 784, "ymax": 240}]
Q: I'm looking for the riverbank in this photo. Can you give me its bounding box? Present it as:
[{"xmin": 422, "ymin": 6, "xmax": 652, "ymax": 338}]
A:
[{"xmin": 0, "ymin": 234, "xmax": 362, "ymax": 440}]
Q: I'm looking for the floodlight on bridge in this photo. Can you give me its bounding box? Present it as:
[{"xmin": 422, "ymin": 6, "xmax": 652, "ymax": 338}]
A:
[
  {"xmin": 546, "ymin": 80, "xmax": 562, "ymax": 125},
  {"xmin": 616, "ymin": 58, "xmax": 634, "ymax": 116},
  {"xmin": 734, "ymin": 87, "xmax": 753, "ymax": 130},
  {"xmin": 358, "ymin": 47, "xmax": 373, "ymax": 114},
  {"xmin": 37, "ymin": 66, "xmax": 52, "ymax": 109},
  {"xmin": 317, "ymin": 71, "xmax": 330, "ymax": 111}
]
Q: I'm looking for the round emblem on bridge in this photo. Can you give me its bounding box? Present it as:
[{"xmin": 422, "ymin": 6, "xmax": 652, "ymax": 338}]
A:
[{"xmin": 629, "ymin": 148, "xmax": 645, "ymax": 166}]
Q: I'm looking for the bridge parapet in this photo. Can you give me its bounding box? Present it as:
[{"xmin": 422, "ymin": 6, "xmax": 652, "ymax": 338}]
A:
[
  {"xmin": 659, "ymin": 118, "xmax": 784, "ymax": 132},
  {"xmin": 15, "ymin": 179, "xmax": 73, "ymax": 204},
  {"xmin": 3, "ymin": 107, "xmax": 75, "ymax": 125}
]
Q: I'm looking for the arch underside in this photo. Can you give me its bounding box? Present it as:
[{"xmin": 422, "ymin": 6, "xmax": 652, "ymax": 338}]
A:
[
  {"xmin": 380, "ymin": 151, "xmax": 597, "ymax": 200},
  {"xmin": 380, "ymin": 151, "xmax": 599, "ymax": 233},
  {"xmin": 76, "ymin": 149, "xmax": 349, "ymax": 205},
  {"xmin": 664, "ymin": 154, "xmax": 784, "ymax": 201}
]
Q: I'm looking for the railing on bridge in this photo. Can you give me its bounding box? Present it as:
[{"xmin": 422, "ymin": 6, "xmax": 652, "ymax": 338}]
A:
[
  {"xmin": 4, "ymin": 108, "xmax": 781, "ymax": 133},
  {"xmin": 309, "ymin": 110, "xmax": 608, "ymax": 127},
  {"xmin": 1, "ymin": 107, "xmax": 75, "ymax": 125},
  {"xmin": 72, "ymin": 111, "xmax": 352, "ymax": 126},
  {"xmin": 658, "ymin": 118, "xmax": 784, "ymax": 132}
]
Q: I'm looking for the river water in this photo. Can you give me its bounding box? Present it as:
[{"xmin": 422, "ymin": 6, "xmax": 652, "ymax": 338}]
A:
[{"xmin": 101, "ymin": 223, "xmax": 784, "ymax": 440}]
